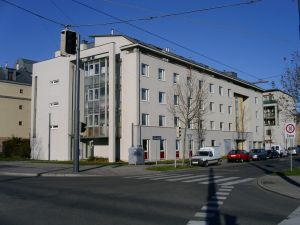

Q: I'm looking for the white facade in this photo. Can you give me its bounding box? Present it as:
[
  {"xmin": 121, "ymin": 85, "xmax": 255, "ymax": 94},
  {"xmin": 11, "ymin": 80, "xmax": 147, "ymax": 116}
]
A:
[{"xmin": 31, "ymin": 35, "xmax": 264, "ymax": 162}]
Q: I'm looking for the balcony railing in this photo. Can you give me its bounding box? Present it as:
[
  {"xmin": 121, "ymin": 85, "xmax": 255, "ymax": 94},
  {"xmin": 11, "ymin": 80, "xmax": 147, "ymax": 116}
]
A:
[{"xmin": 263, "ymin": 100, "xmax": 277, "ymax": 104}]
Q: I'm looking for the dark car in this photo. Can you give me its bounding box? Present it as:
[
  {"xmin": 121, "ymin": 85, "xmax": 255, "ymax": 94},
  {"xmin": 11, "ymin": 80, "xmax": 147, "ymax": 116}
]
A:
[
  {"xmin": 266, "ymin": 150, "xmax": 279, "ymax": 159},
  {"xmin": 227, "ymin": 150, "xmax": 251, "ymax": 163},
  {"xmin": 250, "ymin": 149, "xmax": 267, "ymax": 160}
]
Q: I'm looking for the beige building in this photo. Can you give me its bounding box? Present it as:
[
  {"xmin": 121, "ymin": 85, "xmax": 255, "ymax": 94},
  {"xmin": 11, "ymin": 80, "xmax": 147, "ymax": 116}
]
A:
[
  {"xmin": 263, "ymin": 89, "xmax": 296, "ymax": 149},
  {"xmin": 0, "ymin": 80, "xmax": 31, "ymax": 151},
  {"xmin": 31, "ymin": 34, "xmax": 264, "ymax": 162}
]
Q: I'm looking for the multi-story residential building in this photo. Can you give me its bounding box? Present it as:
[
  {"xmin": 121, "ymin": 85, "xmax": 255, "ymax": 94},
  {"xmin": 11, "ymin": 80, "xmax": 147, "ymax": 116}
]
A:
[
  {"xmin": 31, "ymin": 34, "xmax": 264, "ymax": 162},
  {"xmin": 0, "ymin": 59, "xmax": 34, "ymax": 151},
  {"xmin": 263, "ymin": 89, "xmax": 296, "ymax": 149}
]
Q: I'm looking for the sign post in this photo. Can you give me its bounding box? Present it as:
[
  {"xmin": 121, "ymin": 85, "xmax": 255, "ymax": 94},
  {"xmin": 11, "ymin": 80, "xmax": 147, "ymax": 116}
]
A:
[
  {"xmin": 152, "ymin": 136, "xmax": 161, "ymax": 167},
  {"xmin": 285, "ymin": 123, "xmax": 296, "ymax": 172}
]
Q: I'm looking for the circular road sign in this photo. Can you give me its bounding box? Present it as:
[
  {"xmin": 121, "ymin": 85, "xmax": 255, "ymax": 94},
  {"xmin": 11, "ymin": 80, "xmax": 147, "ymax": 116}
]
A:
[{"xmin": 285, "ymin": 123, "xmax": 295, "ymax": 134}]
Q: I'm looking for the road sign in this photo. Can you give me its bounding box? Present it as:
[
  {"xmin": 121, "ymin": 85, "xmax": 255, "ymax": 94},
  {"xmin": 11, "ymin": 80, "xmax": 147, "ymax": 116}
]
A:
[
  {"xmin": 285, "ymin": 123, "xmax": 296, "ymax": 139},
  {"xmin": 152, "ymin": 136, "xmax": 161, "ymax": 140}
]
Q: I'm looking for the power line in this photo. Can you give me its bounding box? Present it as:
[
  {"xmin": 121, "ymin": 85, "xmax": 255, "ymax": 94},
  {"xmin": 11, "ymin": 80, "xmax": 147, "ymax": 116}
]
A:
[
  {"xmin": 72, "ymin": 0, "xmax": 262, "ymax": 28},
  {"xmin": 72, "ymin": 0, "xmax": 262, "ymax": 80},
  {"xmin": 1, "ymin": 0, "xmax": 65, "ymax": 27}
]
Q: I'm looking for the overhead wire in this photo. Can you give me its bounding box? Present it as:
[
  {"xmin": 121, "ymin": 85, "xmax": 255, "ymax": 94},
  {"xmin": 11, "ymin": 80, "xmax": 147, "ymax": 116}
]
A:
[
  {"xmin": 71, "ymin": 0, "xmax": 262, "ymax": 80},
  {"xmin": 0, "ymin": 0, "xmax": 66, "ymax": 27}
]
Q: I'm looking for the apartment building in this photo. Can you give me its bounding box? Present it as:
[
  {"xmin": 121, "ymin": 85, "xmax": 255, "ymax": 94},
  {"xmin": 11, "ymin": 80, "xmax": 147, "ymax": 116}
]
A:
[
  {"xmin": 0, "ymin": 59, "xmax": 33, "ymax": 151},
  {"xmin": 263, "ymin": 89, "xmax": 296, "ymax": 149},
  {"xmin": 31, "ymin": 34, "xmax": 264, "ymax": 162}
]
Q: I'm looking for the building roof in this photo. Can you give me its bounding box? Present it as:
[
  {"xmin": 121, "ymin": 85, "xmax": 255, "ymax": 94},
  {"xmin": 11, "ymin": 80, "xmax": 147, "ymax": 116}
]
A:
[
  {"xmin": 263, "ymin": 89, "xmax": 294, "ymax": 98},
  {"xmin": 91, "ymin": 34, "xmax": 264, "ymax": 92}
]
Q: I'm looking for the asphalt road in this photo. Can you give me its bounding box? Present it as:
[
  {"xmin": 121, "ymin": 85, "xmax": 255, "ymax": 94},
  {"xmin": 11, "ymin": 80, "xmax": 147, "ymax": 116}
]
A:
[{"xmin": 0, "ymin": 157, "xmax": 299, "ymax": 225}]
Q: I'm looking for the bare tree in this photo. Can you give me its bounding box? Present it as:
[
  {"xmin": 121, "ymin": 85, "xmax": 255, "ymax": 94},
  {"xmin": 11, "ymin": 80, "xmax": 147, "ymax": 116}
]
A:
[
  {"xmin": 167, "ymin": 68, "xmax": 207, "ymax": 165},
  {"xmin": 281, "ymin": 52, "xmax": 300, "ymax": 107}
]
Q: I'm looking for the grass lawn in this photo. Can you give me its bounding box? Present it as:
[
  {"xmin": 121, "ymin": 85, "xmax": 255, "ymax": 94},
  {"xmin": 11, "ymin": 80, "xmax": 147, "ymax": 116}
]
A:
[{"xmin": 274, "ymin": 167, "xmax": 300, "ymax": 176}]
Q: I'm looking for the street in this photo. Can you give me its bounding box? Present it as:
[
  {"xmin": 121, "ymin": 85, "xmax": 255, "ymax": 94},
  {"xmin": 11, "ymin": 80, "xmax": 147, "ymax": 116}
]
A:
[{"xmin": 0, "ymin": 157, "xmax": 299, "ymax": 225}]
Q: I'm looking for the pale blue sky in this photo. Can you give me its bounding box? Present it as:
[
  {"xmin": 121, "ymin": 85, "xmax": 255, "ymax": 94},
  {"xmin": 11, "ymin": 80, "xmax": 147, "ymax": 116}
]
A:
[{"xmin": 0, "ymin": 0, "xmax": 299, "ymax": 89}]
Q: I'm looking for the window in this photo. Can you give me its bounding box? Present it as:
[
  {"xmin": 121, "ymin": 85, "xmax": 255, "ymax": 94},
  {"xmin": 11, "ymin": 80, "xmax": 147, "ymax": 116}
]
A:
[
  {"xmin": 160, "ymin": 139, "xmax": 166, "ymax": 151},
  {"xmin": 19, "ymin": 105, "xmax": 23, "ymax": 110},
  {"xmin": 49, "ymin": 102, "xmax": 59, "ymax": 107},
  {"xmin": 219, "ymin": 86, "xmax": 223, "ymax": 96},
  {"xmin": 94, "ymin": 114, "xmax": 99, "ymax": 126},
  {"xmin": 94, "ymin": 88, "xmax": 99, "ymax": 100},
  {"xmin": 50, "ymin": 125, "xmax": 58, "ymax": 129},
  {"xmin": 199, "ymin": 80, "xmax": 203, "ymax": 89},
  {"xmin": 228, "ymin": 89, "xmax": 232, "ymax": 97},
  {"xmin": 141, "ymin": 63, "xmax": 149, "ymax": 76},
  {"xmin": 210, "ymin": 121, "xmax": 215, "ymax": 130},
  {"xmin": 19, "ymin": 89, "xmax": 23, "ymax": 94},
  {"xmin": 88, "ymin": 115, "xmax": 93, "ymax": 126},
  {"xmin": 88, "ymin": 89, "xmax": 93, "ymax": 101},
  {"xmin": 159, "ymin": 115, "xmax": 166, "ymax": 127},
  {"xmin": 174, "ymin": 116, "xmax": 180, "ymax": 127},
  {"xmin": 189, "ymin": 139, "xmax": 193, "ymax": 150},
  {"xmin": 219, "ymin": 104, "xmax": 223, "ymax": 113},
  {"xmin": 209, "ymin": 84, "xmax": 214, "ymax": 93},
  {"xmin": 228, "ymin": 106, "xmax": 232, "ymax": 115},
  {"xmin": 141, "ymin": 113, "xmax": 149, "ymax": 126},
  {"xmin": 141, "ymin": 88, "xmax": 149, "ymax": 101},
  {"xmin": 209, "ymin": 102, "xmax": 214, "ymax": 112},
  {"xmin": 256, "ymin": 111, "xmax": 258, "ymax": 119},
  {"xmin": 158, "ymin": 68, "xmax": 165, "ymax": 81},
  {"xmin": 50, "ymin": 79, "xmax": 59, "ymax": 85},
  {"xmin": 200, "ymin": 120, "xmax": 204, "ymax": 129},
  {"xmin": 173, "ymin": 73, "xmax": 179, "ymax": 84},
  {"xmin": 256, "ymin": 126, "xmax": 259, "ymax": 133},
  {"xmin": 95, "ymin": 63, "xmax": 100, "ymax": 74},
  {"xmin": 174, "ymin": 95, "xmax": 179, "ymax": 105},
  {"xmin": 143, "ymin": 139, "xmax": 150, "ymax": 160},
  {"xmin": 211, "ymin": 140, "xmax": 216, "ymax": 147},
  {"xmin": 220, "ymin": 122, "xmax": 224, "ymax": 131},
  {"xmin": 255, "ymin": 97, "xmax": 258, "ymax": 104},
  {"xmin": 18, "ymin": 121, "xmax": 23, "ymax": 126},
  {"xmin": 229, "ymin": 123, "xmax": 232, "ymax": 131},
  {"xmin": 176, "ymin": 140, "xmax": 180, "ymax": 150},
  {"xmin": 159, "ymin": 92, "xmax": 166, "ymax": 104},
  {"xmin": 188, "ymin": 120, "xmax": 193, "ymax": 129}
]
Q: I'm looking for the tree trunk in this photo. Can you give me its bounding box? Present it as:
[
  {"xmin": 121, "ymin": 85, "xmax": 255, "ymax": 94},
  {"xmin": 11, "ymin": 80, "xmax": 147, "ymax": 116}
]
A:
[{"xmin": 182, "ymin": 126, "xmax": 187, "ymax": 166}]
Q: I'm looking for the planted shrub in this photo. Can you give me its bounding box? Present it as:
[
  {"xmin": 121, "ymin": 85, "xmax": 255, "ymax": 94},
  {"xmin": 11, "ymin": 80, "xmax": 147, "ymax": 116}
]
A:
[{"xmin": 2, "ymin": 137, "xmax": 31, "ymax": 158}]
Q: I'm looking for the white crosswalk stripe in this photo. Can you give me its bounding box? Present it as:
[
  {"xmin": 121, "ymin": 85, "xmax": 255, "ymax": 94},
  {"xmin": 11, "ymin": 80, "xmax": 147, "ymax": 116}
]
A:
[
  {"xmin": 200, "ymin": 177, "xmax": 239, "ymax": 184},
  {"xmin": 124, "ymin": 173, "xmax": 254, "ymax": 186},
  {"xmin": 182, "ymin": 176, "xmax": 223, "ymax": 183}
]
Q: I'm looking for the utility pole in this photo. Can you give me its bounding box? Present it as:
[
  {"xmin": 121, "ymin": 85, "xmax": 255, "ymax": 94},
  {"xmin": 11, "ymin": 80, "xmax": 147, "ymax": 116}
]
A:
[{"xmin": 73, "ymin": 33, "xmax": 80, "ymax": 173}]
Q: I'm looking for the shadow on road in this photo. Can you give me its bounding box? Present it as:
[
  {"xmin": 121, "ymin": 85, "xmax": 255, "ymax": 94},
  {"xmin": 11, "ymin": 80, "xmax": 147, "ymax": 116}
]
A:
[
  {"xmin": 248, "ymin": 161, "xmax": 300, "ymax": 188},
  {"xmin": 205, "ymin": 168, "xmax": 239, "ymax": 225}
]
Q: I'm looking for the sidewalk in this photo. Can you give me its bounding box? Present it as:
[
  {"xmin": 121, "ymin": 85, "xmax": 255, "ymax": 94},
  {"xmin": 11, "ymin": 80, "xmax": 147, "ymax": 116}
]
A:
[{"xmin": 0, "ymin": 161, "xmax": 154, "ymax": 177}]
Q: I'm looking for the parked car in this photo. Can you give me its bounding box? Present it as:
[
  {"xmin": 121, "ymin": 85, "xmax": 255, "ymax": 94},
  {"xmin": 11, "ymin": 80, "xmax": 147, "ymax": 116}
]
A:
[
  {"xmin": 250, "ymin": 149, "xmax": 267, "ymax": 160},
  {"xmin": 191, "ymin": 146, "xmax": 222, "ymax": 167},
  {"xmin": 288, "ymin": 147, "xmax": 297, "ymax": 155},
  {"xmin": 266, "ymin": 149, "xmax": 280, "ymax": 159},
  {"xmin": 271, "ymin": 145, "xmax": 284, "ymax": 157},
  {"xmin": 227, "ymin": 150, "xmax": 251, "ymax": 163}
]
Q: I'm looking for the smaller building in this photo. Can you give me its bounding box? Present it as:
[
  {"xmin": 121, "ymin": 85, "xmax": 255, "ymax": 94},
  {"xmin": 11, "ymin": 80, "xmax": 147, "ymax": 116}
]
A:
[
  {"xmin": 263, "ymin": 89, "xmax": 296, "ymax": 149},
  {"xmin": 0, "ymin": 59, "xmax": 34, "ymax": 151}
]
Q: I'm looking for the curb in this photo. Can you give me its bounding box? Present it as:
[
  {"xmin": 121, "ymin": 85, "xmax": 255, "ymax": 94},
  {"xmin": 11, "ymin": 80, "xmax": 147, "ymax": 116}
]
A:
[
  {"xmin": 0, "ymin": 172, "xmax": 38, "ymax": 177},
  {"xmin": 257, "ymin": 176, "xmax": 300, "ymax": 200},
  {"xmin": 0, "ymin": 171, "xmax": 104, "ymax": 177}
]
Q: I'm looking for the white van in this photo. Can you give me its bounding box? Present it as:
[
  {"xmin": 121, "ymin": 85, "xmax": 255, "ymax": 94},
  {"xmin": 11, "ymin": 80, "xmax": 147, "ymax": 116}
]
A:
[{"xmin": 191, "ymin": 146, "xmax": 222, "ymax": 167}]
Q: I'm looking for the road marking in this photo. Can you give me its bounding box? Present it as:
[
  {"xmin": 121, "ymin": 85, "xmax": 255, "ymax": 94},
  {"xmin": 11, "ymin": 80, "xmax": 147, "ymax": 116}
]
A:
[
  {"xmin": 187, "ymin": 220, "xmax": 208, "ymax": 225},
  {"xmin": 150, "ymin": 174, "xmax": 192, "ymax": 180},
  {"xmin": 167, "ymin": 175, "xmax": 207, "ymax": 181},
  {"xmin": 183, "ymin": 176, "xmax": 223, "ymax": 183},
  {"xmin": 220, "ymin": 185, "xmax": 234, "ymax": 189},
  {"xmin": 207, "ymin": 200, "xmax": 223, "ymax": 205},
  {"xmin": 221, "ymin": 178, "xmax": 255, "ymax": 186},
  {"xmin": 194, "ymin": 212, "xmax": 215, "ymax": 218},
  {"xmin": 211, "ymin": 196, "xmax": 227, "ymax": 200},
  {"xmin": 216, "ymin": 192, "xmax": 230, "ymax": 195},
  {"xmin": 201, "ymin": 205, "xmax": 219, "ymax": 211},
  {"xmin": 200, "ymin": 177, "xmax": 239, "ymax": 184}
]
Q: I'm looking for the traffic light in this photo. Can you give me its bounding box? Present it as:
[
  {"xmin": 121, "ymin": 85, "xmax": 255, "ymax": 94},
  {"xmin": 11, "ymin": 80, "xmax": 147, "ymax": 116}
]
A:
[
  {"xmin": 81, "ymin": 122, "xmax": 87, "ymax": 133},
  {"xmin": 176, "ymin": 126, "xmax": 182, "ymax": 138},
  {"xmin": 61, "ymin": 29, "xmax": 77, "ymax": 55}
]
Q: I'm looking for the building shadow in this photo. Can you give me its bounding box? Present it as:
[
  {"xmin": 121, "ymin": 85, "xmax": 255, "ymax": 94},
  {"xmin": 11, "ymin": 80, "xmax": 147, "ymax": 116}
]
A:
[
  {"xmin": 206, "ymin": 168, "xmax": 239, "ymax": 225},
  {"xmin": 249, "ymin": 161, "xmax": 300, "ymax": 188}
]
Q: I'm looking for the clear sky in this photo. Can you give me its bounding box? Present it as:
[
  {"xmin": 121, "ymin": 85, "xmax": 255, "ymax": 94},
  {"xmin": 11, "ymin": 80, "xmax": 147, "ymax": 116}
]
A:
[{"xmin": 0, "ymin": 0, "xmax": 299, "ymax": 89}]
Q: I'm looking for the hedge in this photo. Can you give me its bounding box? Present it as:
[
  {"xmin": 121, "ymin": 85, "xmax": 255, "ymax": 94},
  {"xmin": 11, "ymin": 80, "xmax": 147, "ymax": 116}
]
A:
[{"xmin": 2, "ymin": 137, "xmax": 31, "ymax": 158}]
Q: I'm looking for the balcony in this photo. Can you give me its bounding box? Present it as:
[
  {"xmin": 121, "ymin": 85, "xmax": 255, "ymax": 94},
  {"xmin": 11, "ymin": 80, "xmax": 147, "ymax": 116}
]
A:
[{"xmin": 263, "ymin": 99, "xmax": 277, "ymax": 104}]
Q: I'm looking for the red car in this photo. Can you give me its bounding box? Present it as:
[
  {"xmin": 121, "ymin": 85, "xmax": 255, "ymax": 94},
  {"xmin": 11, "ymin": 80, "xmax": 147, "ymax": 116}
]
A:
[{"xmin": 227, "ymin": 150, "xmax": 251, "ymax": 163}]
